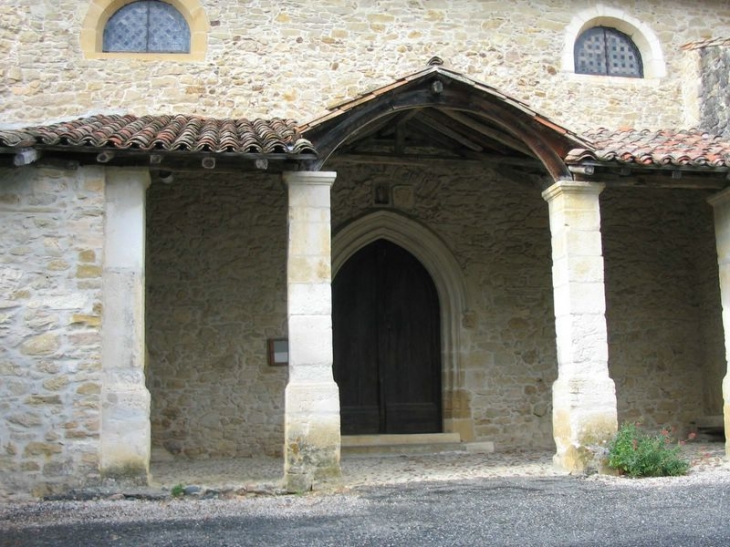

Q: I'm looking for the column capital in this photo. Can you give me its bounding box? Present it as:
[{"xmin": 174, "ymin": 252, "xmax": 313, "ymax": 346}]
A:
[
  {"xmin": 542, "ymin": 180, "xmax": 605, "ymax": 203},
  {"xmin": 708, "ymin": 186, "xmax": 730, "ymax": 208},
  {"xmin": 283, "ymin": 170, "xmax": 337, "ymax": 188},
  {"xmin": 105, "ymin": 166, "xmax": 152, "ymax": 190}
]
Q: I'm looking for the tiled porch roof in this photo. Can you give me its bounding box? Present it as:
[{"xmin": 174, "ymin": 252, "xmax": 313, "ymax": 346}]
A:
[
  {"xmin": 0, "ymin": 114, "xmax": 316, "ymax": 155},
  {"xmin": 565, "ymin": 128, "xmax": 730, "ymax": 169},
  {"xmin": 299, "ymin": 64, "xmax": 591, "ymax": 151},
  {"xmin": 3, "ymin": 117, "xmax": 730, "ymax": 173}
]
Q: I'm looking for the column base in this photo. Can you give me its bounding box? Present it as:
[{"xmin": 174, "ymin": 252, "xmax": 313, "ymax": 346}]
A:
[
  {"xmin": 552, "ymin": 374, "xmax": 617, "ymax": 474},
  {"xmin": 99, "ymin": 384, "xmax": 151, "ymax": 486},
  {"xmin": 283, "ymin": 382, "xmax": 342, "ymax": 492}
]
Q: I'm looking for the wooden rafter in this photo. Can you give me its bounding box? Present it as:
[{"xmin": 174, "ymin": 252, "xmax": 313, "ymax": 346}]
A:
[
  {"xmin": 421, "ymin": 108, "xmax": 515, "ymax": 156},
  {"xmin": 406, "ymin": 118, "xmax": 473, "ymax": 157},
  {"xmin": 440, "ymin": 110, "xmax": 535, "ymax": 157},
  {"xmin": 416, "ymin": 111, "xmax": 484, "ymax": 152}
]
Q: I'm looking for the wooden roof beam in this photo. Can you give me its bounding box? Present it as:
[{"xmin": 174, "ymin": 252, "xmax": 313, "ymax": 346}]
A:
[
  {"xmin": 417, "ymin": 111, "xmax": 484, "ymax": 152},
  {"xmin": 441, "ymin": 110, "xmax": 534, "ymax": 157},
  {"xmin": 423, "ymin": 108, "xmax": 514, "ymax": 155},
  {"xmin": 407, "ymin": 119, "xmax": 473, "ymax": 157}
]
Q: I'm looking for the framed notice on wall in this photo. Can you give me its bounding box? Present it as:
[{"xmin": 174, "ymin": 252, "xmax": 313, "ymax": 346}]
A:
[{"xmin": 268, "ymin": 338, "xmax": 289, "ymax": 366}]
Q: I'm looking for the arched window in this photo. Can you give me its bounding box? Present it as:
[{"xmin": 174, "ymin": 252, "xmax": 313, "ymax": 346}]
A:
[
  {"xmin": 103, "ymin": 0, "xmax": 190, "ymax": 53},
  {"xmin": 574, "ymin": 26, "xmax": 643, "ymax": 78}
]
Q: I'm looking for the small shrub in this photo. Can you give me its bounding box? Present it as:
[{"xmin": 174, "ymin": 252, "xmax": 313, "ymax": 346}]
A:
[
  {"xmin": 607, "ymin": 422, "xmax": 690, "ymax": 478},
  {"xmin": 171, "ymin": 483, "xmax": 185, "ymax": 497}
]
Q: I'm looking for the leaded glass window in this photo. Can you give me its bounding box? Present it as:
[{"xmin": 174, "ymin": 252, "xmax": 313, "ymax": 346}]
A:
[
  {"xmin": 103, "ymin": 1, "xmax": 190, "ymax": 53},
  {"xmin": 574, "ymin": 27, "xmax": 643, "ymax": 78}
]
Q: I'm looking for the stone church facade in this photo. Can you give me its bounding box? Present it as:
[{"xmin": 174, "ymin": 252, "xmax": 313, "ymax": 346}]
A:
[{"xmin": 2, "ymin": 0, "xmax": 730, "ymax": 496}]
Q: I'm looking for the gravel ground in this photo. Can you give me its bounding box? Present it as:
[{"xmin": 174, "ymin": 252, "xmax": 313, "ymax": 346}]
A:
[
  {"xmin": 0, "ymin": 442, "xmax": 727, "ymax": 543},
  {"xmin": 147, "ymin": 441, "xmax": 729, "ymax": 491}
]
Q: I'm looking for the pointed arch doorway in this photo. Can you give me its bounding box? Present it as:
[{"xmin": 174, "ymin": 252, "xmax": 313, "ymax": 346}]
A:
[{"xmin": 333, "ymin": 239, "xmax": 442, "ymax": 435}]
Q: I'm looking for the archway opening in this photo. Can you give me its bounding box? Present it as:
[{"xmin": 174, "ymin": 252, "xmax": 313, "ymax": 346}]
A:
[{"xmin": 333, "ymin": 239, "xmax": 442, "ymax": 434}]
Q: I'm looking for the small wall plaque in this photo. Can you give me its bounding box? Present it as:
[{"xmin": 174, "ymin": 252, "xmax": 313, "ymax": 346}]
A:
[
  {"xmin": 373, "ymin": 184, "xmax": 391, "ymax": 206},
  {"xmin": 392, "ymin": 185, "xmax": 415, "ymax": 209},
  {"xmin": 268, "ymin": 338, "xmax": 289, "ymax": 366}
]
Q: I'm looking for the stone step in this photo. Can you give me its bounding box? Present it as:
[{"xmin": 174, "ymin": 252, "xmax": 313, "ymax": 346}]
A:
[
  {"xmin": 342, "ymin": 433, "xmax": 461, "ymax": 447},
  {"xmin": 693, "ymin": 415, "xmax": 724, "ymax": 430},
  {"xmin": 692, "ymin": 415, "xmax": 725, "ymax": 441},
  {"xmin": 341, "ymin": 434, "xmax": 495, "ymax": 456}
]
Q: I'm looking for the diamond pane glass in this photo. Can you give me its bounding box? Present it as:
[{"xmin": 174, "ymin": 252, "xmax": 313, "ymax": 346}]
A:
[
  {"xmin": 574, "ymin": 26, "xmax": 643, "ymax": 78},
  {"xmin": 103, "ymin": 3, "xmax": 148, "ymax": 52},
  {"xmin": 103, "ymin": 1, "xmax": 190, "ymax": 53},
  {"xmin": 574, "ymin": 28, "xmax": 607, "ymax": 75},
  {"xmin": 147, "ymin": 2, "xmax": 190, "ymax": 53},
  {"xmin": 606, "ymin": 31, "xmax": 642, "ymax": 77}
]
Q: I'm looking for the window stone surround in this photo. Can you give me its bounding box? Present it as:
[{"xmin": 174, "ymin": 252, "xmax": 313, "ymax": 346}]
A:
[
  {"xmin": 562, "ymin": 5, "xmax": 666, "ymax": 80},
  {"xmin": 81, "ymin": 0, "xmax": 208, "ymax": 61}
]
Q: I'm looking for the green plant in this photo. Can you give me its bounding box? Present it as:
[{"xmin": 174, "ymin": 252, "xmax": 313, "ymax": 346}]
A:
[
  {"xmin": 606, "ymin": 422, "xmax": 690, "ymax": 478},
  {"xmin": 171, "ymin": 483, "xmax": 185, "ymax": 497}
]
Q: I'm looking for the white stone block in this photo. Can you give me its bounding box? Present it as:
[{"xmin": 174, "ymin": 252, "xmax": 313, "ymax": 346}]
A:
[
  {"xmin": 552, "ymin": 281, "xmax": 606, "ymax": 317},
  {"xmin": 285, "ymin": 381, "xmax": 340, "ymax": 413},
  {"xmin": 288, "ymin": 363, "xmax": 337, "ymax": 384},
  {"xmin": 554, "ymin": 314, "xmax": 609, "ymax": 367},
  {"xmin": 29, "ymin": 293, "xmax": 89, "ymax": 310},
  {"xmin": 551, "ymin": 231, "xmax": 603, "ymax": 261},
  {"xmin": 551, "ymin": 255, "xmax": 605, "ymax": 287},
  {"xmin": 102, "ymin": 271, "xmax": 145, "ymax": 371},
  {"xmin": 288, "ymin": 220, "xmax": 331, "ymax": 258},
  {"xmin": 288, "ymin": 255, "xmax": 332, "ymax": 284},
  {"xmin": 104, "ymin": 168, "xmax": 149, "ymax": 270},
  {"xmin": 288, "ymin": 314, "xmax": 333, "ymax": 368},
  {"xmin": 288, "ymin": 283, "xmax": 332, "ymax": 316},
  {"xmin": 288, "ymin": 206, "xmax": 331, "ymax": 224},
  {"xmin": 287, "ymin": 184, "xmax": 333, "ymax": 209}
]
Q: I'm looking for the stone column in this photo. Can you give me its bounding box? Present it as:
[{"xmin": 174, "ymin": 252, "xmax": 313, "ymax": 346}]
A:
[
  {"xmin": 542, "ymin": 180, "xmax": 617, "ymax": 472},
  {"xmin": 100, "ymin": 168, "xmax": 151, "ymax": 485},
  {"xmin": 708, "ymin": 188, "xmax": 730, "ymax": 458},
  {"xmin": 282, "ymin": 171, "xmax": 341, "ymax": 492}
]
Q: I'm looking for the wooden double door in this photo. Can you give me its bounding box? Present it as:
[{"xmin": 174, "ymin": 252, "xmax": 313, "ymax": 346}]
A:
[{"xmin": 333, "ymin": 239, "xmax": 442, "ymax": 435}]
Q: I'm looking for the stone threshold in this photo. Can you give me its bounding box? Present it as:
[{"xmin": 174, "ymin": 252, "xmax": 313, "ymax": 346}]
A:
[{"xmin": 341, "ymin": 433, "xmax": 494, "ymax": 456}]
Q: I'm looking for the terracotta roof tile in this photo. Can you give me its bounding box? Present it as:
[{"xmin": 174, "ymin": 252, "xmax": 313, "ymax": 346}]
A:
[
  {"xmin": 5, "ymin": 114, "xmax": 730, "ymax": 174},
  {"xmin": 0, "ymin": 114, "xmax": 316, "ymax": 155},
  {"xmin": 566, "ymin": 128, "xmax": 730, "ymax": 169}
]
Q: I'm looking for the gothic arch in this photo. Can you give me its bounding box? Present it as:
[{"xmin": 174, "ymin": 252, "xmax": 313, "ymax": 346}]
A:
[{"xmin": 332, "ymin": 210, "xmax": 468, "ymax": 432}]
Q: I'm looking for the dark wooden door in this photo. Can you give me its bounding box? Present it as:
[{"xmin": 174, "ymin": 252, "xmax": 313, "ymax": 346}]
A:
[{"xmin": 333, "ymin": 239, "xmax": 441, "ymax": 435}]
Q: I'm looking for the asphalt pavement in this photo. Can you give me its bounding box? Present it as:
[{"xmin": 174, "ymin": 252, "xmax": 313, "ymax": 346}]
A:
[{"xmin": 2, "ymin": 475, "xmax": 730, "ymax": 546}]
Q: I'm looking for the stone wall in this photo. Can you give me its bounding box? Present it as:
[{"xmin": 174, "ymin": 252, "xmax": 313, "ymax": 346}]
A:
[
  {"xmin": 146, "ymin": 172, "xmax": 289, "ymax": 458},
  {"xmin": 145, "ymin": 161, "xmax": 724, "ymax": 455},
  {"xmin": 330, "ymin": 161, "xmax": 558, "ymax": 448},
  {"xmin": 0, "ymin": 166, "xmax": 105, "ymax": 497},
  {"xmin": 601, "ymin": 187, "xmax": 721, "ymax": 433},
  {"xmin": 698, "ymin": 45, "xmax": 730, "ymax": 138},
  {"xmin": 2, "ymin": 0, "xmax": 730, "ymax": 133}
]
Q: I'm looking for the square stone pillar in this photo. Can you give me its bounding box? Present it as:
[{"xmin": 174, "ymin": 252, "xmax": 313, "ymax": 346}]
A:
[
  {"xmin": 542, "ymin": 180, "xmax": 617, "ymax": 473},
  {"xmin": 282, "ymin": 171, "xmax": 341, "ymax": 492},
  {"xmin": 708, "ymin": 188, "xmax": 730, "ymax": 458},
  {"xmin": 100, "ymin": 168, "xmax": 151, "ymax": 485}
]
